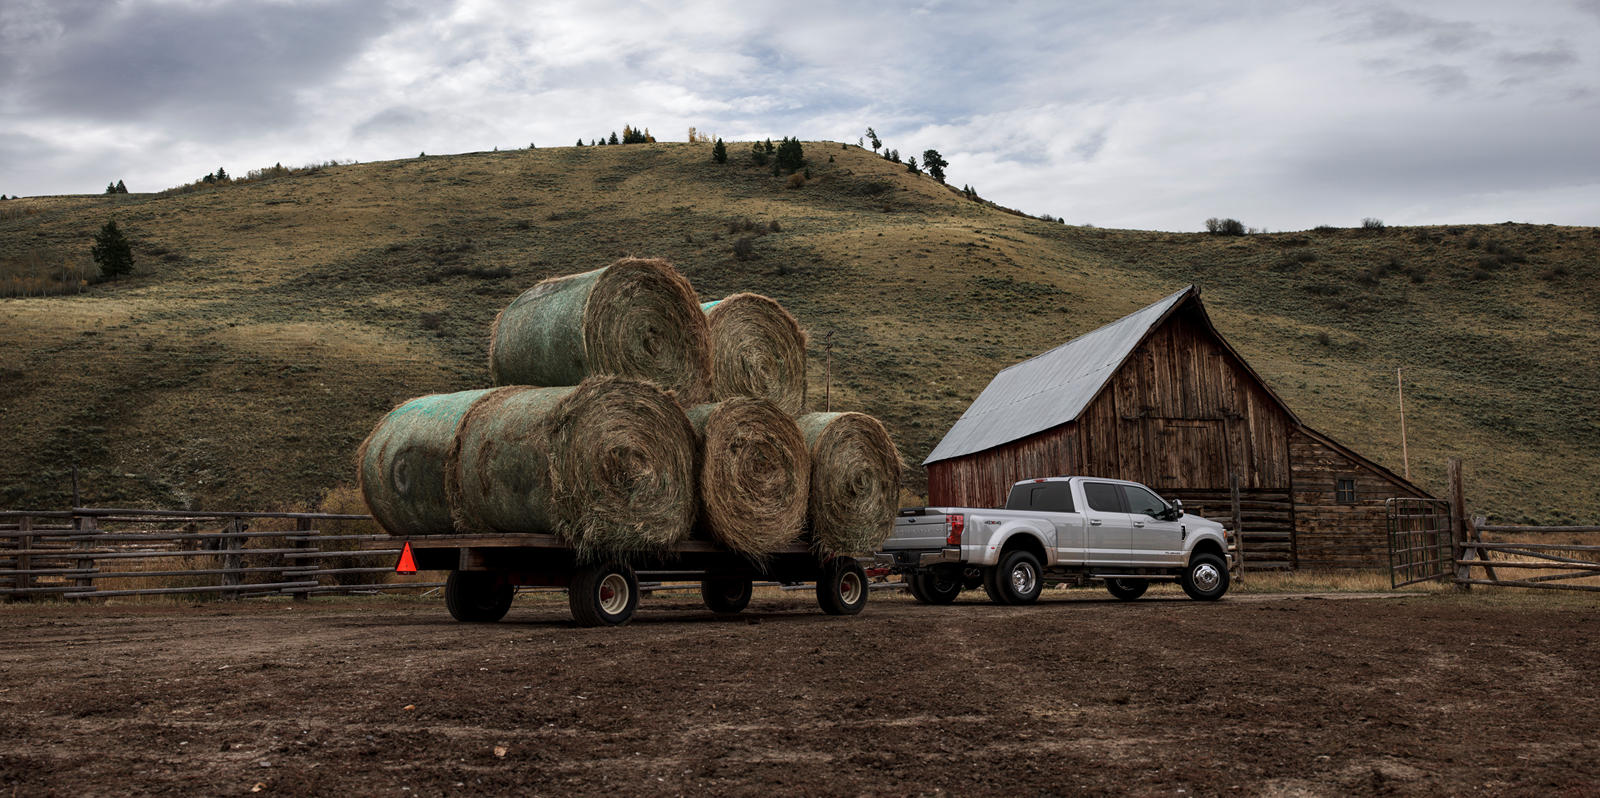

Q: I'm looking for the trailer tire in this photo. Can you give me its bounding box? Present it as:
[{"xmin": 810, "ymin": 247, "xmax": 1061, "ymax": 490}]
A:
[
  {"xmin": 570, "ymin": 562, "xmax": 640, "ymax": 626},
  {"xmin": 445, "ymin": 571, "xmax": 514, "ymax": 623},
  {"xmin": 911, "ymin": 571, "xmax": 962, "ymax": 605},
  {"xmin": 701, "ymin": 576, "xmax": 753, "ymax": 614},
  {"xmin": 1180, "ymin": 554, "xmax": 1230, "ymax": 601},
  {"xmin": 1105, "ymin": 578, "xmax": 1148, "ymax": 601},
  {"xmin": 816, "ymin": 557, "xmax": 867, "ymax": 615}
]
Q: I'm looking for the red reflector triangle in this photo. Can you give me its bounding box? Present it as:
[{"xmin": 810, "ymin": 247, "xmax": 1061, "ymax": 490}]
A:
[{"xmin": 395, "ymin": 541, "xmax": 418, "ymax": 575}]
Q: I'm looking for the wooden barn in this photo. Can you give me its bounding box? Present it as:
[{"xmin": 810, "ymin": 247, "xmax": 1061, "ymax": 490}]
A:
[{"xmin": 923, "ymin": 285, "xmax": 1432, "ymax": 569}]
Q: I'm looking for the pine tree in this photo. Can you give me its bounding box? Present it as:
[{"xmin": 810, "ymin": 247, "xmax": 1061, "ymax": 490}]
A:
[
  {"xmin": 608, "ymin": 131, "xmax": 619, "ymax": 145},
  {"xmin": 712, "ymin": 138, "xmax": 727, "ymax": 163},
  {"xmin": 865, "ymin": 127, "xmax": 880, "ymax": 152},
  {"xmin": 576, "ymin": 138, "xmax": 584, "ymax": 146},
  {"xmin": 91, "ymin": 219, "xmax": 134, "ymax": 282},
  {"xmin": 215, "ymin": 167, "xmax": 228, "ymax": 181},
  {"xmin": 751, "ymin": 142, "xmax": 769, "ymax": 166},
  {"xmin": 921, "ymin": 149, "xmax": 947, "ymax": 184},
  {"xmin": 106, "ymin": 182, "xmax": 119, "ymax": 195},
  {"xmin": 906, "ymin": 156, "xmax": 919, "ymax": 174},
  {"xmin": 775, "ymin": 137, "xmax": 805, "ymax": 173}
]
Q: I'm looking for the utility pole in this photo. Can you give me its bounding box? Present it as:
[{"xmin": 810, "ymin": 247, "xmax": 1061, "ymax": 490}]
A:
[{"xmin": 1397, "ymin": 366, "xmax": 1410, "ymax": 480}]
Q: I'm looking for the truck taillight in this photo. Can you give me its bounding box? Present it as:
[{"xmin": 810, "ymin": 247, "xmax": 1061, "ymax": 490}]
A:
[{"xmin": 946, "ymin": 514, "xmax": 965, "ymax": 546}]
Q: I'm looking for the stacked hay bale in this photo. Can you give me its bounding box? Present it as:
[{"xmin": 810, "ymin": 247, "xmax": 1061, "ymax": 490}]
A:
[{"xmin": 357, "ymin": 255, "xmax": 901, "ymax": 561}]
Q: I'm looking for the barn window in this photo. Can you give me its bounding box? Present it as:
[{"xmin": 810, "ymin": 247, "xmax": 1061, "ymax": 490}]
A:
[{"xmin": 1336, "ymin": 478, "xmax": 1357, "ymax": 504}]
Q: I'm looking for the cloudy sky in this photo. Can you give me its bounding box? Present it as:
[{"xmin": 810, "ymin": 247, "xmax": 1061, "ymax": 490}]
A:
[{"xmin": 2, "ymin": 0, "xmax": 1596, "ymax": 231}]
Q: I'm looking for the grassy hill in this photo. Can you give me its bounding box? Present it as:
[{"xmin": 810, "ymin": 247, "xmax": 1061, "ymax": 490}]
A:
[{"xmin": 2, "ymin": 142, "xmax": 1597, "ymax": 524}]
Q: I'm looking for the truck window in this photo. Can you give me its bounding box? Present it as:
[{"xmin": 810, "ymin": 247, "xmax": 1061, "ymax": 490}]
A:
[
  {"xmin": 1122, "ymin": 485, "xmax": 1168, "ymax": 517},
  {"xmin": 1082, "ymin": 482, "xmax": 1126, "ymax": 513},
  {"xmin": 1004, "ymin": 483, "xmax": 1076, "ymax": 512}
]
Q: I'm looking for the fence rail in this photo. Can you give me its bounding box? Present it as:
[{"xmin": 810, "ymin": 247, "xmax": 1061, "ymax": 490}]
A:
[
  {"xmin": 1, "ymin": 508, "xmax": 437, "ymax": 601},
  {"xmin": 1457, "ymin": 515, "xmax": 1600, "ymax": 593}
]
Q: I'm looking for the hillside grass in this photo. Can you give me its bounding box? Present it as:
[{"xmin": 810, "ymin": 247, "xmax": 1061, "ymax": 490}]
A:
[{"xmin": 1, "ymin": 142, "xmax": 1596, "ymax": 524}]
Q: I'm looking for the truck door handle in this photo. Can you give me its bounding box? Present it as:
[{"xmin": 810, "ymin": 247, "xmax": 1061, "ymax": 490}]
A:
[
  {"xmin": 1088, "ymin": 519, "xmax": 1102, "ymax": 526},
  {"xmin": 1133, "ymin": 521, "xmax": 1145, "ymax": 528}
]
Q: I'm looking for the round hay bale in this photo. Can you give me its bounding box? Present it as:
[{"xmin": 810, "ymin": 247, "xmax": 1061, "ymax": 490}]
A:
[
  {"xmin": 795, "ymin": 412, "xmax": 902, "ymax": 556},
  {"xmin": 445, "ymin": 385, "xmax": 573, "ymax": 535},
  {"xmin": 449, "ymin": 377, "xmax": 697, "ymax": 560},
  {"xmin": 684, "ymin": 398, "xmax": 810, "ymax": 557},
  {"xmin": 357, "ymin": 389, "xmax": 494, "ymax": 536},
  {"xmin": 489, "ymin": 257, "xmax": 711, "ymax": 404},
  {"xmin": 701, "ymin": 293, "xmax": 807, "ymax": 415}
]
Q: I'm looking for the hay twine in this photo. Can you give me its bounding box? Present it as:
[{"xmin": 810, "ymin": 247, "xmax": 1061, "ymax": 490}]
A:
[
  {"xmin": 544, "ymin": 376, "xmax": 698, "ymax": 560},
  {"xmin": 702, "ymin": 293, "xmax": 807, "ymax": 415},
  {"xmin": 685, "ymin": 398, "xmax": 810, "ymax": 557},
  {"xmin": 795, "ymin": 412, "xmax": 903, "ymax": 556},
  {"xmin": 489, "ymin": 257, "xmax": 711, "ymax": 404},
  {"xmin": 357, "ymin": 389, "xmax": 494, "ymax": 536}
]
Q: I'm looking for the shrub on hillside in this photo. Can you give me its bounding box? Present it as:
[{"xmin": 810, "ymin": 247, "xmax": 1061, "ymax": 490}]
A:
[
  {"xmin": 733, "ymin": 235, "xmax": 756, "ymax": 260},
  {"xmin": 1362, "ymin": 217, "xmax": 1386, "ymax": 230},
  {"xmin": 786, "ymin": 172, "xmax": 806, "ymax": 189}
]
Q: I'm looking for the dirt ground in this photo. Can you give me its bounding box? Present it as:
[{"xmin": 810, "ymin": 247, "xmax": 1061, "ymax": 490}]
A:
[{"xmin": 2, "ymin": 586, "xmax": 1598, "ymax": 797}]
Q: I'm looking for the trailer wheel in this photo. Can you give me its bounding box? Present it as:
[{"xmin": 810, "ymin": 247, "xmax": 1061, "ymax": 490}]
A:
[
  {"xmin": 570, "ymin": 562, "xmax": 640, "ymax": 626},
  {"xmin": 911, "ymin": 571, "xmax": 962, "ymax": 605},
  {"xmin": 816, "ymin": 557, "xmax": 867, "ymax": 615},
  {"xmin": 1105, "ymin": 578, "xmax": 1149, "ymax": 601},
  {"xmin": 701, "ymin": 576, "xmax": 753, "ymax": 614},
  {"xmin": 445, "ymin": 571, "xmax": 514, "ymax": 623},
  {"xmin": 1180, "ymin": 554, "xmax": 1230, "ymax": 601}
]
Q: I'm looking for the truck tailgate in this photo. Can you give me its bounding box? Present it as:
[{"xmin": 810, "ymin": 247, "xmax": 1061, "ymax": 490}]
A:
[{"xmin": 885, "ymin": 509, "xmax": 951, "ymax": 550}]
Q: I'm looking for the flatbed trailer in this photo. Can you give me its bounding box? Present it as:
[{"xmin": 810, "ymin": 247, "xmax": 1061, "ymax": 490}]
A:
[{"xmin": 398, "ymin": 533, "xmax": 869, "ymax": 627}]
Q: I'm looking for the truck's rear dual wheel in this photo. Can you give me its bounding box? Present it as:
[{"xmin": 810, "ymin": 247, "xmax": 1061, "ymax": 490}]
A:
[
  {"xmin": 816, "ymin": 557, "xmax": 868, "ymax": 615},
  {"xmin": 570, "ymin": 562, "xmax": 640, "ymax": 626},
  {"xmin": 984, "ymin": 550, "xmax": 1043, "ymax": 605},
  {"xmin": 908, "ymin": 571, "xmax": 962, "ymax": 605},
  {"xmin": 445, "ymin": 571, "xmax": 515, "ymax": 623},
  {"xmin": 701, "ymin": 576, "xmax": 753, "ymax": 614}
]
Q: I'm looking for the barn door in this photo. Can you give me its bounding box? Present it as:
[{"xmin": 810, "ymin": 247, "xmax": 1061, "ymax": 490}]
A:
[{"xmin": 1148, "ymin": 419, "xmax": 1230, "ymax": 490}]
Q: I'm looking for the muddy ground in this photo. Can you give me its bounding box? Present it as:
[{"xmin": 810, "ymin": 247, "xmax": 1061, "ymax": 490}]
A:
[{"xmin": 2, "ymin": 587, "xmax": 1598, "ymax": 797}]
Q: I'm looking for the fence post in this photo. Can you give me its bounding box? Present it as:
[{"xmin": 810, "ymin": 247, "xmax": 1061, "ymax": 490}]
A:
[
  {"xmin": 1229, "ymin": 473, "xmax": 1245, "ymax": 583},
  {"xmin": 74, "ymin": 513, "xmax": 97, "ymax": 596},
  {"xmin": 13, "ymin": 515, "xmax": 33, "ymax": 601},
  {"xmin": 292, "ymin": 517, "xmax": 312, "ymax": 602},
  {"xmin": 1448, "ymin": 458, "xmax": 1469, "ymax": 591},
  {"xmin": 220, "ymin": 516, "xmax": 244, "ymax": 600}
]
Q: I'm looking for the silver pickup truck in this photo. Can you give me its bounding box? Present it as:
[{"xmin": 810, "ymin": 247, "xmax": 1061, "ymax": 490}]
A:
[{"xmin": 877, "ymin": 476, "xmax": 1231, "ymax": 604}]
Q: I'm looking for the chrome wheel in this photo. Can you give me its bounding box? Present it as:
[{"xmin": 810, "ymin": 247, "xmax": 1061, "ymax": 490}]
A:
[
  {"xmin": 1191, "ymin": 563, "xmax": 1221, "ymax": 593},
  {"xmin": 1010, "ymin": 561, "xmax": 1038, "ymax": 596}
]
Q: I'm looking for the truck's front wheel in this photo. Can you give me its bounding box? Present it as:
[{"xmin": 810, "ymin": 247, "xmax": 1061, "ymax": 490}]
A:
[
  {"xmin": 985, "ymin": 550, "xmax": 1043, "ymax": 605},
  {"xmin": 1180, "ymin": 554, "xmax": 1230, "ymax": 601}
]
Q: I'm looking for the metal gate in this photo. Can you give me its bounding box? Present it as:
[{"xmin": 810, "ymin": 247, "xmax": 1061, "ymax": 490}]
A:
[{"xmin": 1387, "ymin": 497, "xmax": 1453, "ymax": 587}]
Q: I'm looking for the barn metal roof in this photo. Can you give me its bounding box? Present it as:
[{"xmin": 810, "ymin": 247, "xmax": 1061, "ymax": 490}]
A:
[{"xmin": 923, "ymin": 285, "xmax": 1195, "ymax": 466}]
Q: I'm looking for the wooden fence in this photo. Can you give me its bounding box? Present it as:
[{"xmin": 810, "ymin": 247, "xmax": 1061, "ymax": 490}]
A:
[
  {"xmin": 1456, "ymin": 516, "xmax": 1600, "ymax": 593},
  {"xmin": 0, "ymin": 508, "xmax": 438, "ymax": 601}
]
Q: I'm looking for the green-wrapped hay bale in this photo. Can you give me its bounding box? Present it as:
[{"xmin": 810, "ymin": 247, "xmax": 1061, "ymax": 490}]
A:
[
  {"xmin": 685, "ymin": 398, "xmax": 810, "ymax": 557},
  {"xmin": 357, "ymin": 389, "xmax": 494, "ymax": 536},
  {"xmin": 700, "ymin": 293, "xmax": 807, "ymax": 415},
  {"xmin": 796, "ymin": 412, "xmax": 903, "ymax": 556},
  {"xmin": 448, "ymin": 377, "xmax": 697, "ymax": 560},
  {"xmin": 489, "ymin": 257, "xmax": 711, "ymax": 404},
  {"xmin": 445, "ymin": 385, "xmax": 574, "ymax": 535}
]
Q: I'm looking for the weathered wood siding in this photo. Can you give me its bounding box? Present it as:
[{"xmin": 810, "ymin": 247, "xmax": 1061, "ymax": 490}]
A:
[
  {"xmin": 927, "ymin": 422, "xmax": 1082, "ymax": 509},
  {"xmin": 1076, "ymin": 303, "xmax": 1293, "ymax": 492},
  {"xmin": 1290, "ymin": 428, "xmax": 1426, "ymax": 568}
]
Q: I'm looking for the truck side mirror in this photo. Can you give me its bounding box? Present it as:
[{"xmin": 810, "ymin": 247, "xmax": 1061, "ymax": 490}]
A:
[{"xmin": 1166, "ymin": 499, "xmax": 1183, "ymax": 520}]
